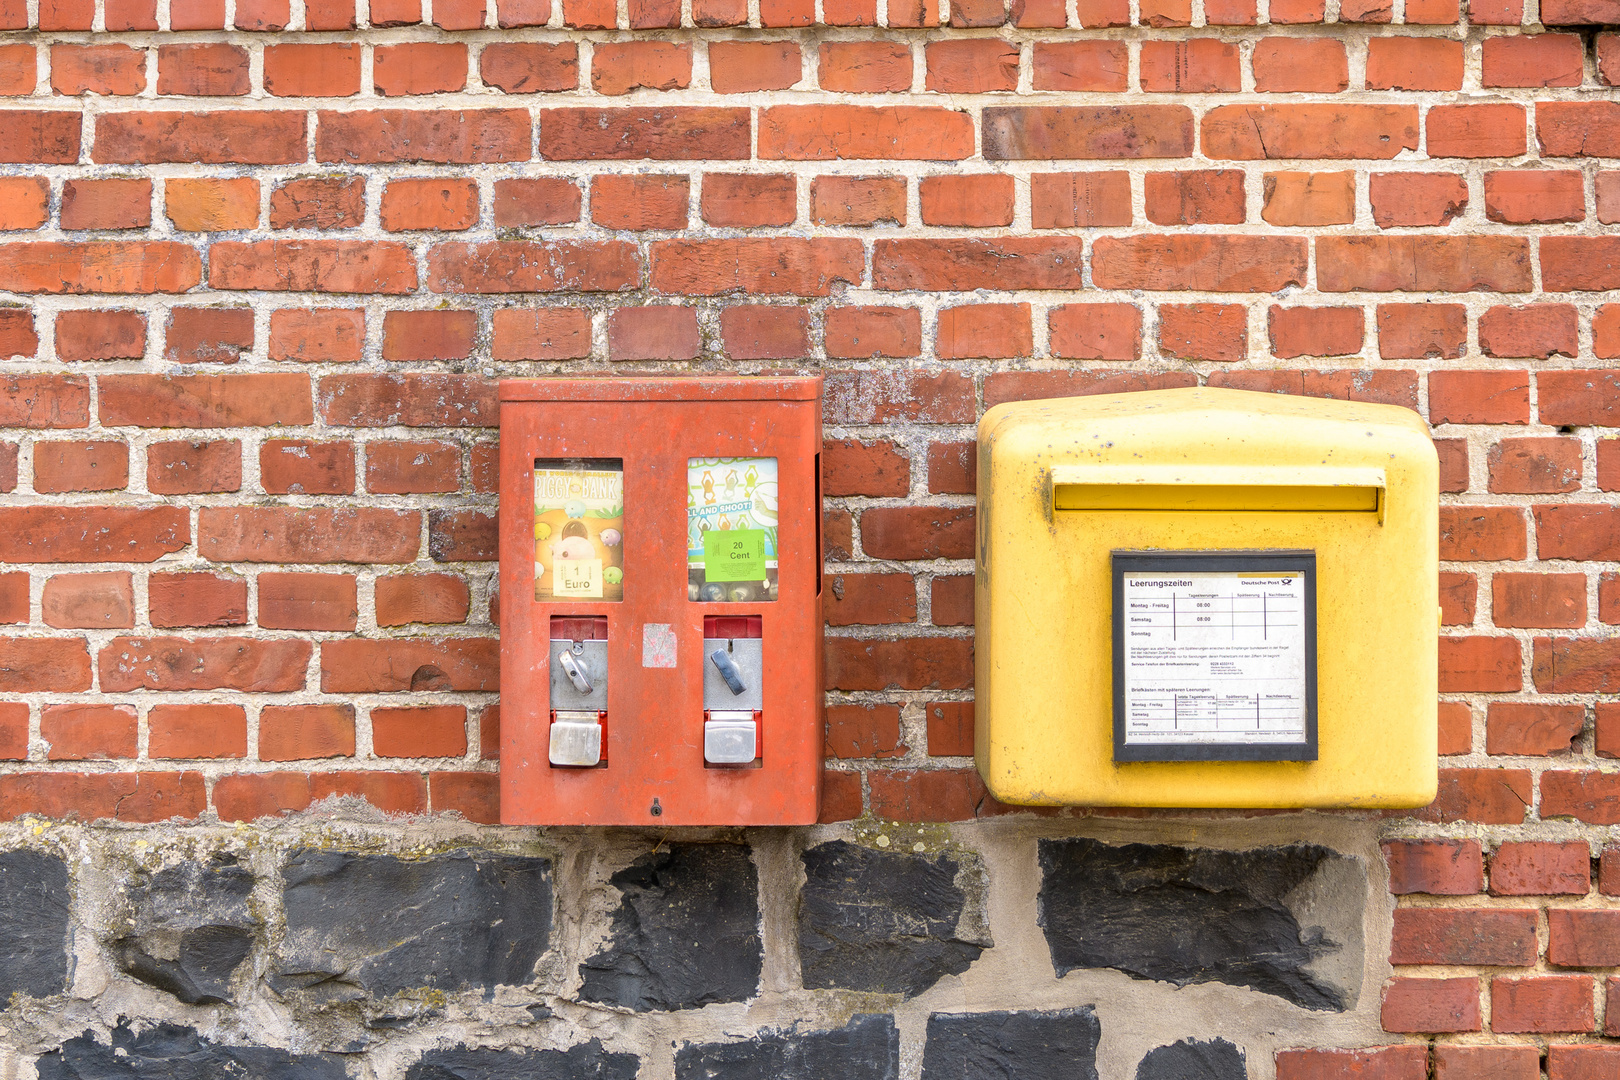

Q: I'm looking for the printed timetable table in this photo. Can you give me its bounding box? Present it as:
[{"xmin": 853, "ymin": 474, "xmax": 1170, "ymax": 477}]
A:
[{"xmin": 1119, "ymin": 569, "xmax": 1311, "ymax": 750}]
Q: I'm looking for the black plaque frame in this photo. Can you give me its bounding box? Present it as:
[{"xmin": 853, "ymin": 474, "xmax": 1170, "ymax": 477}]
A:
[{"xmin": 1112, "ymin": 549, "xmax": 1318, "ymax": 763}]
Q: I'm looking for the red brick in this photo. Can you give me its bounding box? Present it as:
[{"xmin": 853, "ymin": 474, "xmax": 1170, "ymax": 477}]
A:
[
  {"xmin": 868, "ymin": 768, "xmax": 987, "ymax": 821},
  {"xmin": 165, "ymin": 308, "xmax": 253, "ymax": 364},
  {"xmin": 708, "ymin": 42, "xmax": 800, "ymax": 93},
  {"xmin": 41, "ymin": 704, "xmax": 136, "ymax": 761},
  {"xmin": 56, "ymin": 309, "xmax": 146, "ymax": 362},
  {"xmin": 825, "ymin": 573, "xmax": 917, "ymax": 627},
  {"xmin": 427, "ymin": 771, "xmax": 496, "ymax": 823},
  {"xmin": 0, "ymin": 574, "xmax": 25, "ymax": 625},
  {"xmin": 0, "ymin": 771, "xmax": 204, "ymax": 823},
  {"xmin": 212, "ymin": 773, "xmax": 312, "ymax": 821},
  {"xmin": 493, "ymin": 179, "xmax": 579, "ymax": 227},
  {"xmin": 269, "ymin": 309, "xmax": 364, "ymax": 363},
  {"xmin": 0, "ymin": 312, "xmax": 37, "ymax": 360},
  {"xmin": 936, "ymin": 304, "xmax": 1031, "ymax": 360},
  {"xmin": 430, "ymin": 507, "xmax": 493, "ymax": 561},
  {"xmin": 824, "ymin": 703, "xmax": 904, "ymax": 759},
  {"xmin": 1371, "ymin": 173, "xmax": 1467, "ymax": 229},
  {"xmin": 34, "ymin": 441, "xmax": 128, "ymax": 494},
  {"xmin": 1542, "ymin": 370, "xmax": 1620, "ymax": 425},
  {"xmin": 259, "ymin": 439, "xmax": 355, "ymax": 496},
  {"xmin": 762, "ymin": 106, "xmax": 975, "ymax": 160},
  {"xmin": 1436, "ymin": 444, "xmax": 1470, "ymax": 495},
  {"xmin": 1158, "ymin": 303, "xmax": 1247, "ymax": 363},
  {"xmin": 320, "ymin": 639, "xmax": 499, "ymax": 692},
  {"xmin": 380, "ymin": 310, "xmax": 475, "ymax": 362},
  {"xmin": 1489, "ymin": 441, "xmax": 1580, "ymax": 498},
  {"xmin": 1548, "ymin": 1046, "xmax": 1620, "ymax": 1080},
  {"xmin": 1417, "ymin": 767, "xmax": 1532, "ymax": 824},
  {"xmin": 1428, "ymin": 103, "xmax": 1527, "ymax": 157},
  {"xmin": 234, "ymin": 0, "xmax": 289, "ymax": 28},
  {"xmin": 1031, "ymin": 42, "xmax": 1127, "ymax": 91},
  {"xmin": 1204, "ymin": 0, "xmax": 1255, "ymax": 19},
  {"xmin": 539, "ymin": 106, "xmax": 748, "ymax": 160},
  {"xmin": 157, "ymin": 43, "xmax": 248, "ymax": 97},
  {"xmin": 317, "ymin": 373, "xmax": 494, "ymax": 427},
  {"xmin": 819, "ymin": 41, "xmax": 911, "ymax": 93},
  {"xmin": 1139, "ymin": 39, "xmax": 1240, "ymax": 92},
  {"xmin": 51, "ymin": 45, "xmax": 145, "ymax": 96},
  {"xmin": 1028, "ymin": 173, "xmax": 1130, "ymax": 230},
  {"xmin": 59, "ymin": 181, "xmax": 152, "ymax": 234},
  {"xmin": 1537, "ymin": 505, "xmax": 1620, "ymax": 561},
  {"xmin": 1252, "ymin": 38, "xmax": 1347, "ymax": 92},
  {"xmin": 1535, "ymin": 637, "xmax": 1620, "ymax": 695},
  {"xmin": 1429, "ymin": 371, "xmax": 1529, "ymax": 425},
  {"xmin": 1543, "ymin": 237, "xmax": 1620, "ymax": 292},
  {"xmin": 825, "ymin": 637, "xmax": 973, "ymax": 691},
  {"xmin": 926, "ymin": 39, "xmax": 1018, "ymax": 92},
  {"xmin": 41, "ymin": 571, "xmax": 133, "ymax": 629},
  {"xmin": 1492, "ymin": 976, "xmax": 1595, "ymax": 1033},
  {"xmin": 426, "ymin": 240, "xmax": 638, "ymax": 294},
  {"xmin": 1488, "ymin": 701, "xmax": 1583, "ymax": 756},
  {"xmin": 491, "ymin": 308, "xmax": 591, "ymax": 361},
  {"xmin": 987, "ymin": 371, "xmax": 1198, "ymax": 408},
  {"xmin": 924, "ymin": 701, "xmax": 974, "ymax": 756},
  {"xmin": 93, "ymin": 111, "xmax": 305, "ymax": 166},
  {"xmin": 167, "ymin": 0, "xmax": 224, "ymax": 23},
  {"xmin": 653, "ymin": 238, "xmax": 860, "ymax": 296},
  {"xmin": 270, "ymin": 176, "xmax": 365, "ymax": 230},
  {"xmin": 379, "ymin": 178, "xmax": 479, "ymax": 232},
  {"xmin": 1091, "ymin": 236, "xmax": 1304, "ymax": 292},
  {"xmin": 366, "ymin": 440, "xmax": 459, "ymax": 494},
  {"xmin": 372, "ymin": 705, "xmax": 467, "ymax": 758},
  {"xmin": 919, "ymin": 174, "xmax": 1014, "ymax": 228},
  {"xmin": 305, "ymin": 0, "xmax": 356, "ymax": 29},
  {"xmin": 435, "ymin": 0, "xmax": 486, "ymax": 26},
  {"xmin": 829, "ymin": 440, "xmax": 920, "ymax": 498},
  {"xmin": 1600, "ymin": 702, "xmax": 1620, "ymax": 756},
  {"xmin": 1602, "ymin": 576, "xmax": 1620, "ymax": 625},
  {"xmin": 701, "ymin": 174, "xmax": 795, "ymax": 228},
  {"xmin": 812, "ymin": 177, "xmax": 905, "ymax": 226},
  {"xmin": 885, "ymin": 236, "xmax": 1085, "ymax": 289},
  {"xmin": 1375, "ymin": 304, "xmax": 1465, "ymax": 361},
  {"xmin": 375, "ymin": 573, "xmax": 469, "ymax": 626},
  {"xmin": 1484, "ymin": 34, "xmax": 1584, "ymax": 87},
  {"xmin": 1492, "ymin": 840, "xmax": 1591, "ymax": 894},
  {"xmin": 373, "ymin": 43, "xmax": 466, "ymax": 96},
  {"xmin": 1366, "ymin": 37, "xmax": 1462, "ymax": 90},
  {"xmin": 1268, "ymin": 307, "xmax": 1363, "ymax": 358},
  {"xmin": 0, "ymin": 703, "xmax": 23, "ymax": 761},
  {"xmin": 715, "ymin": 305, "xmax": 806, "ymax": 360},
  {"xmin": 1261, "ymin": 171, "xmax": 1353, "ymax": 227},
  {"xmin": 210, "ymin": 240, "xmax": 417, "ymax": 294},
  {"xmin": 983, "ymin": 105, "xmax": 1191, "ymax": 159},
  {"xmin": 98, "ymin": 637, "xmax": 309, "ymax": 692},
  {"xmin": 1479, "ymin": 304, "xmax": 1578, "ymax": 359},
  {"xmin": 201, "ymin": 507, "xmax": 417, "ymax": 564},
  {"xmin": 1383, "ymin": 838, "xmax": 1483, "ymax": 894},
  {"xmin": 1433, "ymin": 1048, "xmax": 1537, "ymax": 1080},
  {"xmin": 258, "ymin": 572, "xmax": 357, "ymax": 631},
  {"xmin": 1441, "ymin": 508, "xmax": 1527, "ymax": 563},
  {"xmin": 590, "ymin": 41, "xmax": 689, "ymax": 95},
  {"xmin": 0, "ymin": 506, "xmax": 185, "ymax": 563},
  {"xmin": 1202, "ymin": 104, "xmax": 1415, "ymax": 159},
  {"xmin": 0, "ymin": 640, "xmax": 90, "ymax": 693},
  {"xmin": 147, "ymin": 703, "xmax": 246, "ymax": 759},
  {"xmin": 1381, "ymin": 977, "xmax": 1480, "ymax": 1033},
  {"xmin": 100, "ymin": 373, "xmax": 310, "ymax": 429},
  {"xmin": 931, "ymin": 575, "xmax": 974, "ymax": 626},
  {"xmin": 823, "ymin": 0, "xmax": 875, "ymax": 21},
  {"xmin": 148, "ymin": 572, "xmax": 247, "ymax": 628},
  {"xmin": 1541, "ymin": 770, "xmax": 1620, "ymax": 823},
  {"xmin": 1550, "ymin": 911, "xmax": 1620, "ymax": 967},
  {"xmin": 479, "ymin": 42, "xmax": 578, "ymax": 94},
  {"xmin": 310, "ymin": 772, "xmax": 427, "ymax": 814},
  {"xmin": 1319, "ymin": 237, "xmax": 1530, "ymax": 293},
  {"xmin": 1145, "ymin": 170, "xmax": 1244, "ymax": 226},
  {"xmin": 824, "ymin": 307, "xmax": 921, "ymax": 360},
  {"xmin": 760, "ymin": 0, "xmax": 812, "ymax": 24},
  {"xmin": 1047, "ymin": 303, "xmax": 1141, "ymax": 361},
  {"xmin": 165, "ymin": 178, "xmax": 258, "ymax": 232},
  {"xmin": 317, "ymin": 108, "xmax": 528, "ymax": 164},
  {"xmin": 824, "ymin": 370, "xmax": 971, "ymax": 424},
  {"xmin": 608, "ymin": 306, "xmax": 699, "ymax": 361},
  {"xmin": 1466, "ymin": 0, "xmax": 1519, "ymax": 18},
  {"xmin": 1275, "ymin": 1048, "xmax": 1427, "ymax": 1080},
  {"xmin": 591, "ymin": 174, "xmax": 688, "ymax": 231},
  {"xmin": 260, "ymin": 704, "xmax": 355, "ymax": 761},
  {"xmin": 1484, "ymin": 170, "xmax": 1584, "ymax": 225},
  {"xmin": 862, "ymin": 507, "xmax": 973, "ymax": 561}
]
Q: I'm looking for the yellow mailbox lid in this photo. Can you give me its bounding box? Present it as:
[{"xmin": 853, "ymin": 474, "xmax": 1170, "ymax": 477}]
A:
[{"xmin": 975, "ymin": 386, "xmax": 1438, "ymax": 809}]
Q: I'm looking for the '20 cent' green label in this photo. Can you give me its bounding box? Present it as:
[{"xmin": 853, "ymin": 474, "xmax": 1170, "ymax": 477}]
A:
[{"xmin": 703, "ymin": 529, "xmax": 766, "ymax": 582}]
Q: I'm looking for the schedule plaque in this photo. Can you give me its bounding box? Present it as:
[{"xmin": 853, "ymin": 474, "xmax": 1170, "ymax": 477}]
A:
[{"xmin": 1112, "ymin": 550, "xmax": 1318, "ymax": 762}]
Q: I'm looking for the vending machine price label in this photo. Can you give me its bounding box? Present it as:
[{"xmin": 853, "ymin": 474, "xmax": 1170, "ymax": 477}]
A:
[
  {"xmin": 1112, "ymin": 550, "xmax": 1318, "ymax": 763},
  {"xmin": 703, "ymin": 530, "xmax": 767, "ymax": 582}
]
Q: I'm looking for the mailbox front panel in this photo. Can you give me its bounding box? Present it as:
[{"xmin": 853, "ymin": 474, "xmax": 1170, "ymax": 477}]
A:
[
  {"xmin": 499, "ymin": 378, "xmax": 823, "ymax": 826},
  {"xmin": 975, "ymin": 386, "xmax": 1438, "ymax": 809}
]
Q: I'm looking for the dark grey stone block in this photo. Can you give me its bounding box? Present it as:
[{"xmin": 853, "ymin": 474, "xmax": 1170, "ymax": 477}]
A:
[
  {"xmin": 799, "ymin": 840, "xmax": 985, "ymax": 997},
  {"xmin": 0, "ymin": 848, "xmax": 70, "ymax": 1002},
  {"xmin": 675, "ymin": 1014, "xmax": 899, "ymax": 1080},
  {"xmin": 405, "ymin": 1040, "xmax": 638, "ymax": 1080},
  {"xmin": 920, "ymin": 1008, "xmax": 1100, "ymax": 1080},
  {"xmin": 36, "ymin": 1020, "xmax": 349, "ymax": 1080},
  {"xmin": 1037, "ymin": 838, "xmax": 1352, "ymax": 1011},
  {"xmin": 112, "ymin": 855, "xmax": 256, "ymax": 1005},
  {"xmin": 272, "ymin": 849, "xmax": 551, "ymax": 1000},
  {"xmin": 1137, "ymin": 1038, "xmax": 1247, "ymax": 1080},
  {"xmin": 578, "ymin": 842, "xmax": 761, "ymax": 1012}
]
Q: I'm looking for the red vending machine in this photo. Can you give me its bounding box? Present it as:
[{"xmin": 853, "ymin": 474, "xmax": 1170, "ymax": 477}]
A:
[{"xmin": 498, "ymin": 377, "xmax": 823, "ymax": 825}]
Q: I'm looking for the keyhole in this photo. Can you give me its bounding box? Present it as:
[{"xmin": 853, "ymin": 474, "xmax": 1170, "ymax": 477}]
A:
[{"xmin": 650, "ymin": 798, "xmax": 663, "ymax": 817}]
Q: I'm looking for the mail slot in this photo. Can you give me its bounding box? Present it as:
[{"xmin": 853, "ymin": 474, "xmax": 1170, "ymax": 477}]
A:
[{"xmin": 975, "ymin": 386, "xmax": 1438, "ymax": 809}]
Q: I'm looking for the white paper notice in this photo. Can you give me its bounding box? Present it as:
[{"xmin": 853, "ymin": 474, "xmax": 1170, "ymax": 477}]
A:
[{"xmin": 1122, "ymin": 570, "xmax": 1308, "ymax": 747}]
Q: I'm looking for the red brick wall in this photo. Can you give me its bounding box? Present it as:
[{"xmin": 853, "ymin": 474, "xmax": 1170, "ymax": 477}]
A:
[{"xmin": 3, "ymin": 0, "xmax": 1620, "ymax": 1068}]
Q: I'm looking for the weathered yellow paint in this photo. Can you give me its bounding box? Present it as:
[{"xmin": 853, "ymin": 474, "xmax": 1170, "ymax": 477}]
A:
[{"xmin": 975, "ymin": 386, "xmax": 1438, "ymax": 808}]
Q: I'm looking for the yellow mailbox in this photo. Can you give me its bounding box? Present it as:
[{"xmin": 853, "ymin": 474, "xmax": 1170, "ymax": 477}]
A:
[{"xmin": 975, "ymin": 387, "xmax": 1438, "ymax": 808}]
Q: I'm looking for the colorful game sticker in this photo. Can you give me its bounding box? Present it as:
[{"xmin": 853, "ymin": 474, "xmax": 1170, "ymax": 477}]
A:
[
  {"xmin": 688, "ymin": 457, "xmax": 778, "ymax": 602},
  {"xmin": 534, "ymin": 459, "xmax": 624, "ymax": 601}
]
